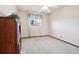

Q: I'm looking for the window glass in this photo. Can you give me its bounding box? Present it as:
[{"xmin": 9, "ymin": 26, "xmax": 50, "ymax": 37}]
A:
[{"xmin": 28, "ymin": 14, "xmax": 42, "ymax": 26}]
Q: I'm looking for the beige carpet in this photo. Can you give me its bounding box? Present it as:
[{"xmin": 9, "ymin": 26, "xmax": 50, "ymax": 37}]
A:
[{"xmin": 21, "ymin": 36, "xmax": 79, "ymax": 54}]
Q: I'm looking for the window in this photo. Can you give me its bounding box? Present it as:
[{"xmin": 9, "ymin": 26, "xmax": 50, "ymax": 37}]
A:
[{"xmin": 28, "ymin": 14, "xmax": 42, "ymax": 26}]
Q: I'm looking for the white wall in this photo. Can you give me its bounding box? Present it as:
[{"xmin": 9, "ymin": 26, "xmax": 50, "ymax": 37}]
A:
[
  {"xmin": 0, "ymin": 5, "xmax": 17, "ymax": 16},
  {"xmin": 18, "ymin": 10, "xmax": 49, "ymax": 37},
  {"xmin": 49, "ymin": 6, "xmax": 79, "ymax": 46},
  {"xmin": 18, "ymin": 11, "xmax": 29, "ymax": 37}
]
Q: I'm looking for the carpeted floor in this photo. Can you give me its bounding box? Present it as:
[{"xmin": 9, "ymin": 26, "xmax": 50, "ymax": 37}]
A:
[{"xmin": 21, "ymin": 36, "xmax": 79, "ymax": 54}]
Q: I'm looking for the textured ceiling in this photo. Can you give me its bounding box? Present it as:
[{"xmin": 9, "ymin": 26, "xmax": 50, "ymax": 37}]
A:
[
  {"xmin": 17, "ymin": 5, "xmax": 65, "ymax": 14},
  {"xmin": 0, "ymin": 5, "xmax": 65, "ymax": 16}
]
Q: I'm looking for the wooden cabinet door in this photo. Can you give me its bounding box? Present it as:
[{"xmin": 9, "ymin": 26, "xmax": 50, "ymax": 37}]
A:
[
  {"xmin": 0, "ymin": 19, "xmax": 6, "ymax": 53},
  {"xmin": 0, "ymin": 18, "xmax": 18, "ymax": 54},
  {"xmin": 5, "ymin": 19, "xmax": 17, "ymax": 54}
]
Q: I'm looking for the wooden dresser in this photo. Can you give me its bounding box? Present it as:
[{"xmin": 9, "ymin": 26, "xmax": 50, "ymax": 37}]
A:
[{"xmin": 0, "ymin": 17, "xmax": 21, "ymax": 54}]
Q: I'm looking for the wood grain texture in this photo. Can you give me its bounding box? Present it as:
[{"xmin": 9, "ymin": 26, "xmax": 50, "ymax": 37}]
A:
[{"xmin": 0, "ymin": 17, "xmax": 21, "ymax": 54}]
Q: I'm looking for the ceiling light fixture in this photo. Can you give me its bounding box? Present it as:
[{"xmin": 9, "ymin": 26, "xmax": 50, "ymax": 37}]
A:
[
  {"xmin": 39, "ymin": 5, "xmax": 50, "ymax": 13},
  {"xmin": 39, "ymin": 5, "xmax": 57, "ymax": 14}
]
